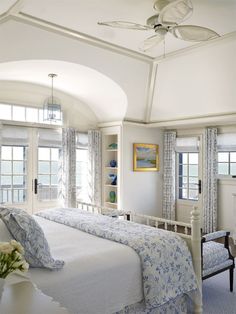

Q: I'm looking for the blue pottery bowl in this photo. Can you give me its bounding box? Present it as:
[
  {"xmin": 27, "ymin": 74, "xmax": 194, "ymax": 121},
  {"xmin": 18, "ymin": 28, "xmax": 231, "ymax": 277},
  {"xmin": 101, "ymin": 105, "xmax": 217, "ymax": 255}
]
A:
[{"xmin": 110, "ymin": 160, "xmax": 117, "ymax": 167}]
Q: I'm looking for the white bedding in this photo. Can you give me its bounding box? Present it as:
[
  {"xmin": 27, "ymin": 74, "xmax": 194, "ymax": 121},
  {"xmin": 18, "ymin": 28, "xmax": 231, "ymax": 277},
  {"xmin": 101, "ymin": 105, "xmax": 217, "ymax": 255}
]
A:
[{"xmin": 30, "ymin": 216, "xmax": 143, "ymax": 314}]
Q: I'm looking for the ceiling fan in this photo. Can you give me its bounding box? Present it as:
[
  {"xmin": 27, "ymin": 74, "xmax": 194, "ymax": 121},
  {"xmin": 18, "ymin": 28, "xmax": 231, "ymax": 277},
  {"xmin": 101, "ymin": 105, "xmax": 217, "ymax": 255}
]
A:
[{"xmin": 98, "ymin": 0, "xmax": 219, "ymax": 51}]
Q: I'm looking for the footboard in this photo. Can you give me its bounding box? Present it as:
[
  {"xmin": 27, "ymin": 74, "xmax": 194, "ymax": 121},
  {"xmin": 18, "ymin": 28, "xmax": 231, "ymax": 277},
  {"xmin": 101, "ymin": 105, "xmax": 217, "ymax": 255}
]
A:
[{"xmin": 76, "ymin": 201, "xmax": 202, "ymax": 313}]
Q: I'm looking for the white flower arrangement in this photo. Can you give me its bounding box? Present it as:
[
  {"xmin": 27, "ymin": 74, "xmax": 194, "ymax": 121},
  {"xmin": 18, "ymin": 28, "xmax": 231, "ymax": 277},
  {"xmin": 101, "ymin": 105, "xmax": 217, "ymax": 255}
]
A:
[{"xmin": 0, "ymin": 240, "xmax": 29, "ymax": 279}]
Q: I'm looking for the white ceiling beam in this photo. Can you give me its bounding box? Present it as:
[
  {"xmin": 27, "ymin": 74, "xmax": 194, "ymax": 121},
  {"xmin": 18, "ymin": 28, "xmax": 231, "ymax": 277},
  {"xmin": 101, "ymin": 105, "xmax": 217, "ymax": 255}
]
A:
[
  {"xmin": 144, "ymin": 62, "xmax": 158, "ymax": 123},
  {"xmin": 8, "ymin": 11, "xmax": 153, "ymax": 64},
  {"xmin": 0, "ymin": 0, "xmax": 24, "ymax": 22}
]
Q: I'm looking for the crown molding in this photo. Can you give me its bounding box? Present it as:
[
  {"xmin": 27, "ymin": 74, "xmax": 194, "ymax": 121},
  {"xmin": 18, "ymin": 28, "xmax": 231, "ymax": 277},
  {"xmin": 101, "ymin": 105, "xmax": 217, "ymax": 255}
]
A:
[{"xmin": 147, "ymin": 112, "xmax": 236, "ymax": 128}]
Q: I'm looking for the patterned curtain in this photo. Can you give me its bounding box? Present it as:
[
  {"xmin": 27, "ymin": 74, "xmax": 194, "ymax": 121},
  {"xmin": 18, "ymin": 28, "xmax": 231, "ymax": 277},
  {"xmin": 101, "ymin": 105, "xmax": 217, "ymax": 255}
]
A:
[
  {"xmin": 203, "ymin": 127, "xmax": 218, "ymax": 233},
  {"xmin": 60, "ymin": 128, "xmax": 77, "ymax": 208},
  {"xmin": 162, "ymin": 131, "xmax": 176, "ymax": 220},
  {"xmin": 88, "ymin": 130, "xmax": 102, "ymax": 205}
]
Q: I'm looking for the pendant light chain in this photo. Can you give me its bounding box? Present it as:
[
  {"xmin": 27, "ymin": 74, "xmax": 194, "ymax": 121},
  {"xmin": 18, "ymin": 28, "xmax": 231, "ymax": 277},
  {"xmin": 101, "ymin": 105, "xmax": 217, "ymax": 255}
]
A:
[{"xmin": 48, "ymin": 73, "xmax": 57, "ymax": 105}]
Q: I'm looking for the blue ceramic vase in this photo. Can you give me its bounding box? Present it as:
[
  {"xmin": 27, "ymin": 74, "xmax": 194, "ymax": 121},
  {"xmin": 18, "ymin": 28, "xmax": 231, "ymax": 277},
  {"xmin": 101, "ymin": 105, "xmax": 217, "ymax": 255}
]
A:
[{"xmin": 108, "ymin": 174, "xmax": 117, "ymax": 185}]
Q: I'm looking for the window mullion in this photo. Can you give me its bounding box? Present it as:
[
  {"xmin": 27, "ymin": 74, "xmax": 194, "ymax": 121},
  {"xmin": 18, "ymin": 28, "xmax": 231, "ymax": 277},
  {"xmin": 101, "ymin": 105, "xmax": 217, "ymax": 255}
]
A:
[{"xmin": 187, "ymin": 153, "xmax": 189, "ymax": 199}]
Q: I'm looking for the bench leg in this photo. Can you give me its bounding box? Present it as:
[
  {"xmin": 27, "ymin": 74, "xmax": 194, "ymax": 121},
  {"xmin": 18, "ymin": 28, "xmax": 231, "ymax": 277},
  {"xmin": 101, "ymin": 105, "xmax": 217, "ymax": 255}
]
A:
[{"xmin": 230, "ymin": 268, "xmax": 234, "ymax": 292}]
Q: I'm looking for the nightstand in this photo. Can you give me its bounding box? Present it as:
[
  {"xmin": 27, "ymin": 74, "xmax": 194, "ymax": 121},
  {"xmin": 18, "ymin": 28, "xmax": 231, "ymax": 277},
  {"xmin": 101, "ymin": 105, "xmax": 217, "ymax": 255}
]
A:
[{"xmin": 0, "ymin": 281, "xmax": 70, "ymax": 314}]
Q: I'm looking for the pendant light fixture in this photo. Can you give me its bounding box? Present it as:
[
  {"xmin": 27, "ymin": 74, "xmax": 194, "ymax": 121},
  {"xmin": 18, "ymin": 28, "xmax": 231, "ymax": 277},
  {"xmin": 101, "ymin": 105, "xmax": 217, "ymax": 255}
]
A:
[{"xmin": 43, "ymin": 73, "xmax": 62, "ymax": 122}]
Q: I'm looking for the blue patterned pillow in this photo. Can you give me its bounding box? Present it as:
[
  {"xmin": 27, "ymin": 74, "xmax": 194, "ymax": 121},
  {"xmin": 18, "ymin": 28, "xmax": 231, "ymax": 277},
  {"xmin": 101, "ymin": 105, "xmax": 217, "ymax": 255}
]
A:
[{"xmin": 0, "ymin": 207, "xmax": 64, "ymax": 270}]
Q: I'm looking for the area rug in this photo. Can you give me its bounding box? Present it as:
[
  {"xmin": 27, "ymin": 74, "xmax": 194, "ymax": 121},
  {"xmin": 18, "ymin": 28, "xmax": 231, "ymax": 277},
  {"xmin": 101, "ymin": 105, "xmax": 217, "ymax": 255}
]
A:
[{"xmin": 203, "ymin": 271, "xmax": 236, "ymax": 314}]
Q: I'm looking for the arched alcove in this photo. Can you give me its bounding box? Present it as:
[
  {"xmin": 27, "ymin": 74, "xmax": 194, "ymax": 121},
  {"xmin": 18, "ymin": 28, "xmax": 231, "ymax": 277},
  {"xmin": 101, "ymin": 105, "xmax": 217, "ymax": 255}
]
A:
[{"xmin": 0, "ymin": 60, "xmax": 128, "ymax": 127}]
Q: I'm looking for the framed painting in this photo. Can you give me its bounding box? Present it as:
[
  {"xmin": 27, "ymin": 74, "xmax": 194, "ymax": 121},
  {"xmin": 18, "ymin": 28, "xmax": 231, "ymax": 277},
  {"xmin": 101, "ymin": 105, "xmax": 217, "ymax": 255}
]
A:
[{"xmin": 133, "ymin": 143, "xmax": 159, "ymax": 171}]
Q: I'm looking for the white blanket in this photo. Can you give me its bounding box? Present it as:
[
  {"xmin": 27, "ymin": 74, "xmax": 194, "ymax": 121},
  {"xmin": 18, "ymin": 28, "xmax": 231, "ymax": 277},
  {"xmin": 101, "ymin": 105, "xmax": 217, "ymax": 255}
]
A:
[{"xmin": 29, "ymin": 216, "xmax": 143, "ymax": 314}]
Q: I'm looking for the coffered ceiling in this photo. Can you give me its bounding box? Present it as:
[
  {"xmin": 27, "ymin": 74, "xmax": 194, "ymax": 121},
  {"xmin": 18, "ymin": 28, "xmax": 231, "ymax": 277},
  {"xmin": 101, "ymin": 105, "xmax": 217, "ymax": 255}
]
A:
[
  {"xmin": 0, "ymin": 0, "xmax": 235, "ymax": 126},
  {"xmin": 1, "ymin": 0, "xmax": 236, "ymax": 59}
]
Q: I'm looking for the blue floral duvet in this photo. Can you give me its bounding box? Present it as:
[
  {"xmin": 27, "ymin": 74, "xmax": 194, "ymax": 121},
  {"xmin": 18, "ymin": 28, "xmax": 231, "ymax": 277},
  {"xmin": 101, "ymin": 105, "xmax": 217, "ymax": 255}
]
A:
[{"xmin": 36, "ymin": 208, "xmax": 198, "ymax": 312}]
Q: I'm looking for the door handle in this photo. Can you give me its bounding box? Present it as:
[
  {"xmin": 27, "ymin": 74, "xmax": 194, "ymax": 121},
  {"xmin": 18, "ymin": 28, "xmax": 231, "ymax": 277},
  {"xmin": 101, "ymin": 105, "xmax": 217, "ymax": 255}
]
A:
[
  {"xmin": 34, "ymin": 179, "xmax": 38, "ymax": 194},
  {"xmin": 198, "ymin": 180, "xmax": 202, "ymax": 194}
]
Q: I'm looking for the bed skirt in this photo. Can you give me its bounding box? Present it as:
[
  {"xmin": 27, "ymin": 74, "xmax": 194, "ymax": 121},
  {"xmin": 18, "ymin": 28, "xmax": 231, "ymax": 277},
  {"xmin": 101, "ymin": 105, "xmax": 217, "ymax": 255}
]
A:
[{"xmin": 115, "ymin": 294, "xmax": 188, "ymax": 314}]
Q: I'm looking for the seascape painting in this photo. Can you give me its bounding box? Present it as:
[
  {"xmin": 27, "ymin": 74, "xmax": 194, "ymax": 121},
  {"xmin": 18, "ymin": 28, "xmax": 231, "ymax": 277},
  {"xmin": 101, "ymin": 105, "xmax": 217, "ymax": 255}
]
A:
[{"xmin": 133, "ymin": 143, "xmax": 159, "ymax": 171}]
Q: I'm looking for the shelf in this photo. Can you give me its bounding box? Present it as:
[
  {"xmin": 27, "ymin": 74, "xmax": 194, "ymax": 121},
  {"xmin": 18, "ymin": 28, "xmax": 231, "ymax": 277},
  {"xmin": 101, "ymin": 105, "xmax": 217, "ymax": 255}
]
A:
[
  {"xmin": 105, "ymin": 201, "xmax": 117, "ymax": 206},
  {"xmin": 102, "ymin": 130, "xmax": 119, "ymax": 210}
]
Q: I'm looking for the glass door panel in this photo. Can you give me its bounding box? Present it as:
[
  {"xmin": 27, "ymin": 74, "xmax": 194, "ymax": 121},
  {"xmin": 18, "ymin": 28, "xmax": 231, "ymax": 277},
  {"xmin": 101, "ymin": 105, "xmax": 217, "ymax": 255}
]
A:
[{"xmin": 0, "ymin": 146, "xmax": 27, "ymax": 205}]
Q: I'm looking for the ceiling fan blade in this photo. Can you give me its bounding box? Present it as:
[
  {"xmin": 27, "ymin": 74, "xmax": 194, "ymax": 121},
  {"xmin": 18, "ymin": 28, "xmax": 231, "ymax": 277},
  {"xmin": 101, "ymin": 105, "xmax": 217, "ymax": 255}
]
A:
[
  {"xmin": 170, "ymin": 25, "xmax": 220, "ymax": 42},
  {"xmin": 139, "ymin": 34, "xmax": 164, "ymax": 52},
  {"xmin": 157, "ymin": 0, "xmax": 193, "ymax": 26},
  {"xmin": 97, "ymin": 21, "xmax": 152, "ymax": 30}
]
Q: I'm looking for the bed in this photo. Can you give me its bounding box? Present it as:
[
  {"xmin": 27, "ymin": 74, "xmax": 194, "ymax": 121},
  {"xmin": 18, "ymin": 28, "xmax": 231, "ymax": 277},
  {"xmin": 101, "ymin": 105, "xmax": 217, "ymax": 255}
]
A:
[{"xmin": 0, "ymin": 203, "xmax": 202, "ymax": 314}]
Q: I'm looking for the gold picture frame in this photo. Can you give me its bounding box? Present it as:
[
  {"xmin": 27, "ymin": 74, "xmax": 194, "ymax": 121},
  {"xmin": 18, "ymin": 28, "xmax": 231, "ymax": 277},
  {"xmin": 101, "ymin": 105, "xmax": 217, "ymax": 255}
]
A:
[{"xmin": 133, "ymin": 143, "xmax": 159, "ymax": 172}]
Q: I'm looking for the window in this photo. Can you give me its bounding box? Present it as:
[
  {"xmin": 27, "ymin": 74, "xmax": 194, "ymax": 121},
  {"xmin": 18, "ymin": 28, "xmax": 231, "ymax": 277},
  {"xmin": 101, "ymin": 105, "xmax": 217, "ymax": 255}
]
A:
[
  {"xmin": 76, "ymin": 133, "xmax": 89, "ymax": 202},
  {"xmin": 76, "ymin": 148, "xmax": 88, "ymax": 202},
  {"xmin": 178, "ymin": 152, "xmax": 199, "ymax": 200},
  {"xmin": 38, "ymin": 147, "xmax": 60, "ymax": 200},
  {"xmin": 0, "ymin": 103, "xmax": 62, "ymax": 125},
  {"xmin": 0, "ymin": 146, "xmax": 27, "ymax": 203},
  {"xmin": 218, "ymin": 152, "xmax": 236, "ymax": 175}
]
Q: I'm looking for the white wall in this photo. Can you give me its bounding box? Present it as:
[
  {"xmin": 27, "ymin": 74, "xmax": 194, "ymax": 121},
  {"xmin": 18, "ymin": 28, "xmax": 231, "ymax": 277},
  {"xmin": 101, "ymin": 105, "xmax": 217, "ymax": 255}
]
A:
[
  {"xmin": 121, "ymin": 124, "xmax": 163, "ymax": 216},
  {"xmin": 218, "ymin": 179, "xmax": 236, "ymax": 234}
]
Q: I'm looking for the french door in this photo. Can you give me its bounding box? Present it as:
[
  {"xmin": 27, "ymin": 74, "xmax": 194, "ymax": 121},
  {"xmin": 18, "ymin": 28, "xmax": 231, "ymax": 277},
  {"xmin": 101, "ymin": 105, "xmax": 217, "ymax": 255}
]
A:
[
  {"xmin": 176, "ymin": 137, "xmax": 203, "ymax": 224},
  {"xmin": 0, "ymin": 127, "xmax": 62, "ymax": 214}
]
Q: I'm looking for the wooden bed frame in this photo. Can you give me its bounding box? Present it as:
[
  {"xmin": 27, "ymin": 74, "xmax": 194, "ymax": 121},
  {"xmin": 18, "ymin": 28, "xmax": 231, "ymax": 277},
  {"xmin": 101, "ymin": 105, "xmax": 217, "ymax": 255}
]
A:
[{"xmin": 77, "ymin": 201, "xmax": 202, "ymax": 314}]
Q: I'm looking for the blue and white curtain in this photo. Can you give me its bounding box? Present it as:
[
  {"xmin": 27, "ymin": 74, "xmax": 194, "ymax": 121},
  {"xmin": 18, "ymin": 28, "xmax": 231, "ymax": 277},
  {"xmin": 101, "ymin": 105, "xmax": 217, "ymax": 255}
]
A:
[
  {"xmin": 60, "ymin": 128, "xmax": 77, "ymax": 208},
  {"xmin": 162, "ymin": 131, "xmax": 176, "ymax": 220},
  {"xmin": 88, "ymin": 130, "xmax": 102, "ymax": 205},
  {"xmin": 203, "ymin": 127, "xmax": 218, "ymax": 233}
]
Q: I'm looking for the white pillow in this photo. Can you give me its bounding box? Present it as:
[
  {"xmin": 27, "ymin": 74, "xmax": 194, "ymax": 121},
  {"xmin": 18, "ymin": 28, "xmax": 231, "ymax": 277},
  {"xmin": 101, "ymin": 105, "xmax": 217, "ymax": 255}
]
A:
[
  {"xmin": 0, "ymin": 207, "xmax": 64, "ymax": 269},
  {"xmin": 0, "ymin": 219, "xmax": 13, "ymax": 241}
]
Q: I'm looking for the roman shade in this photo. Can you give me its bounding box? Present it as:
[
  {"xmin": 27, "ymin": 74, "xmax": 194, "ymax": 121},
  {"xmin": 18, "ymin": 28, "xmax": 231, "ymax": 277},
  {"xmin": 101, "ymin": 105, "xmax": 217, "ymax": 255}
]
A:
[
  {"xmin": 217, "ymin": 133, "xmax": 236, "ymax": 151},
  {"xmin": 175, "ymin": 137, "xmax": 199, "ymax": 152}
]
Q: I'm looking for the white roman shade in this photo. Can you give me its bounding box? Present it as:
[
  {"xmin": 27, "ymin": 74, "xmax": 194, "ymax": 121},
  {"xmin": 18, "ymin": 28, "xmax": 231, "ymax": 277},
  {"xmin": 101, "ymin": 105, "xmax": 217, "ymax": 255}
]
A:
[
  {"xmin": 38, "ymin": 128, "xmax": 62, "ymax": 147},
  {"xmin": 76, "ymin": 132, "xmax": 88, "ymax": 149},
  {"xmin": 175, "ymin": 137, "xmax": 199, "ymax": 153},
  {"xmin": 217, "ymin": 133, "xmax": 236, "ymax": 151},
  {"xmin": 1, "ymin": 126, "xmax": 29, "ymax": 145}
]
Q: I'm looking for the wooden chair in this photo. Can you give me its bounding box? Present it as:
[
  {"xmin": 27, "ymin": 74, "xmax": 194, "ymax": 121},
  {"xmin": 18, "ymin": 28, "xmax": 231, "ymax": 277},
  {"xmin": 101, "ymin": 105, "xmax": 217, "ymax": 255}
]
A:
[{"xmin": 202, "ymin": 231, "xmax": 235, "ymax": 291}]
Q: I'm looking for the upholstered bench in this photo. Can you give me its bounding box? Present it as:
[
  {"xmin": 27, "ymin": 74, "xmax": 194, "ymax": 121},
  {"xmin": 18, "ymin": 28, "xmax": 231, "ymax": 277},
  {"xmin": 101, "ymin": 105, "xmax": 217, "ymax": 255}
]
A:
[{"xmin": 202, "ymin": 231, "xmax": 235, "ymax": 291}]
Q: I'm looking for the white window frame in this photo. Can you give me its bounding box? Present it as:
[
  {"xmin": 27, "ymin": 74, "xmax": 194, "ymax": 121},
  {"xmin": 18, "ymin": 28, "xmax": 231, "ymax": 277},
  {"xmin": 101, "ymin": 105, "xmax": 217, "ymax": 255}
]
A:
[
  {"xmin": 0, "ymin": 103, "xmax": 62, "ymax": 126},
  {"xmin": 217, "ymin": 151, "xmax": 236, "ymax": 177},
  {"xmin": 0, "ymin": 145, "xmax": 27, "ymax": 204}
]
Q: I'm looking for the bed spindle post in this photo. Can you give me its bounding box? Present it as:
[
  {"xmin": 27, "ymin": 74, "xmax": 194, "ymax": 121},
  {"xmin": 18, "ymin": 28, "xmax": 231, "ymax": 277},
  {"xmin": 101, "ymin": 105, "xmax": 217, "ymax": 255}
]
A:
[
  {"xmin": 174, "ymin": 224, "xmax": 177, "ymax": 233},
  {"xmin": 191, "ymin": 206, "xmax": 202, "ymax": 314},
  {"xmin": 164, "ymin": 222, "xmax": 167, "ymax": 230}
]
